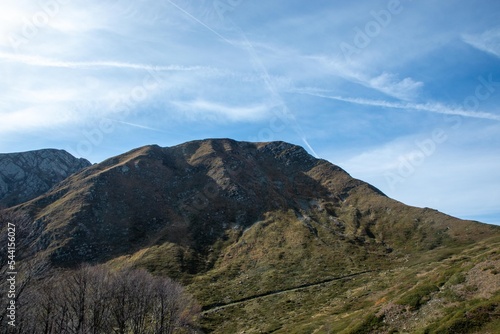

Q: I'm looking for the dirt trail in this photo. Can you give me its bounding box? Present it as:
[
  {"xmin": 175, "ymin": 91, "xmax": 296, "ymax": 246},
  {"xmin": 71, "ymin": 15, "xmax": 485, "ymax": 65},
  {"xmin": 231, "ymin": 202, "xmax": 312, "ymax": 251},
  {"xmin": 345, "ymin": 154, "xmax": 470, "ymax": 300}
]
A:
[{"xmin": 202, "ymin": 270, "xmax": 376, "ymax": 314}]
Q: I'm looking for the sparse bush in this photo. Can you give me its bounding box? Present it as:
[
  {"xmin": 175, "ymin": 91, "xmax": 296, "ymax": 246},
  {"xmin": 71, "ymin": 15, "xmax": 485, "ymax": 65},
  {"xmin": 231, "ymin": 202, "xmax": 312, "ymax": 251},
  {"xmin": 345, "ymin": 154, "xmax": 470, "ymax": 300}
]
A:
[
  {"xmin": 447, "ymin": 272, "xmax": 466, "ymax": 286},
  {"xmin": 424, "ymin": 296, "xmax": 500, "ymax": 334},
  {"xmin": 397, "ymin": 283, "xmax": 440, "ymax": 310}
]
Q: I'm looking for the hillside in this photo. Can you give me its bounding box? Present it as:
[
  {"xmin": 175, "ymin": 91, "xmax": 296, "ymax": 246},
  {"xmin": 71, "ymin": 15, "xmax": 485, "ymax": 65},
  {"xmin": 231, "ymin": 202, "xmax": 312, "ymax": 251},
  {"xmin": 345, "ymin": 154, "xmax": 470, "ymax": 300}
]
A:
[{"xmin": 6, "ymin": 139, "xmax": 500, "ymax": 333}]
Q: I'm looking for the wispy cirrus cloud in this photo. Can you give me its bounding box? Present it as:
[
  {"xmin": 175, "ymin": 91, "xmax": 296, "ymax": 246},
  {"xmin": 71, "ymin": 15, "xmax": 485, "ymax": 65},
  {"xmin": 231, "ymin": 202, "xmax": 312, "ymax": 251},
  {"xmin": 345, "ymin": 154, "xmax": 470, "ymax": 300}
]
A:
[
  {"xmin": 0, "ymin": 107, "xmax": 76, "ymax": 133},
  {"xmin": 0, "ymin": 52, "xmax": 212, "ymax": 71},
  {"xmin": 367, "ymin": 72, "xmax": 423, "ymax": 101},
  {"xmin": 307, "ymin": 55, "xmax": 423, "ymax": 100},
  {"xmin": 463, "ymin": 28, "xmax": 500, "ymax": 58},
  {"xmin": 104, "ymin": 119, "xmax": 166, "ymax": 132},
  {"xmin": 171, "ymin": 99, "xmax": 275, "ymax": 122},
  {"xmin": 294, "ymin": 89, "xmax": 500, "ymax": 121}
]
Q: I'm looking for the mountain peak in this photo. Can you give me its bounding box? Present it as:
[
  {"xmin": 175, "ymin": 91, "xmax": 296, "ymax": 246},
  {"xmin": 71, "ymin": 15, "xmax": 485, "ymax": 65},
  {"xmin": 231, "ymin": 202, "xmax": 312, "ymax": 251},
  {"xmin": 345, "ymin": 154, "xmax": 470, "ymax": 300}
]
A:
[
  {"xmin": 15, "ymin": 139, "xmax": 364, "ymax": 265},
  {"xmin": 0, "ymin": 149, "xmax": 91, "ymax": 207}
]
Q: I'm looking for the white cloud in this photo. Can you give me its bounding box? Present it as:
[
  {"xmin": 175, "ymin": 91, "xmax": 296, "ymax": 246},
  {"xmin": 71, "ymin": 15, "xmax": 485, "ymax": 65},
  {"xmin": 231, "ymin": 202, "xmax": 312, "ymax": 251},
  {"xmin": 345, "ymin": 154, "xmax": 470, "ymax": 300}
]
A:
[
  {"xmin": 23, "ymin": 88, "xmax": 79, "ymax": 104},
  {"xmin": 0, "ymin": 107, "xmax": 76, "ymax": 133},
  {"xmin": 0, "ymin": 1, "xmax": 113, "ymax": 51},
  {"xmin": 0, "ymin": 1, "xmax": 39, "ymax": 47},
  {"xmin": 171, "ymin": 99, "xmax": 275, "ymax": 122},
  {"xmin": 367, "ymin": 72, "xmax": 423, "ymax": 101},
  {"xmin": 306, "ymin": 55, "xmax": 424, "ymax": 100},
  {"xmin": 463, "ymin": 28, "xmax": 500, "ymax": 58}
]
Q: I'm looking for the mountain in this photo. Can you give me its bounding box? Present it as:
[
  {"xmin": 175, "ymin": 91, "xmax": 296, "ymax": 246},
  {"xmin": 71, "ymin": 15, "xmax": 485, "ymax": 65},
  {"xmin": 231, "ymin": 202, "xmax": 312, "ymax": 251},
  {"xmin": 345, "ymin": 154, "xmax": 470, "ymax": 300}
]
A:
[
  {"xmin": 9, "ymin": 139, "xmax": 500, "ymax": 333},
  {"xmin": 0, "ymin": 149, "xmax": 91, "ymax": 208}
]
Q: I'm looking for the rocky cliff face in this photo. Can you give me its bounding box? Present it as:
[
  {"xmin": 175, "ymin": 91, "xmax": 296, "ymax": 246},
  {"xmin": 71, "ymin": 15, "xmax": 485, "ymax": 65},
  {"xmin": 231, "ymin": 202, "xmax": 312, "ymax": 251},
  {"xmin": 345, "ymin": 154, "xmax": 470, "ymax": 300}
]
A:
[{"xmin": 0, "ymin": 149, "xmax": 91, "ymax": 208}]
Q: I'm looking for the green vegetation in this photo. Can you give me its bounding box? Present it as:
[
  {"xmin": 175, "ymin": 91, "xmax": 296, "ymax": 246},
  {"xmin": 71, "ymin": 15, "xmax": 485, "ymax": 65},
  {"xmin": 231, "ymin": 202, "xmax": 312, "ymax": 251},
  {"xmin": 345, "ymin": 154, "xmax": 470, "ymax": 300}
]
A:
[
  {"xmin": 349, "ymin": 313, "xmax": 384, "ymax": 334},
  {"xmin": 177, "ymin": 210, "xmax": 499, "ymax": 333},
  {"xmin": 424, "ymin": 295, "xmax": 500, "ymax": 333},
  {"xmin": 397, "ymin": 283, "xmax": 440, "ymax": 310}
]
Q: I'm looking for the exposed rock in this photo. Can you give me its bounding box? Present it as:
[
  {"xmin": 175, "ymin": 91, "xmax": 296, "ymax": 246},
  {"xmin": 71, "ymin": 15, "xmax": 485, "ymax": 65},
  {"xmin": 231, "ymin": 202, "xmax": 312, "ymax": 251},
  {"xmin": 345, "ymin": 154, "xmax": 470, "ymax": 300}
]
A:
[{"xmin": 0, "ymin": 149, "xmax": 91, "ymax": 207}]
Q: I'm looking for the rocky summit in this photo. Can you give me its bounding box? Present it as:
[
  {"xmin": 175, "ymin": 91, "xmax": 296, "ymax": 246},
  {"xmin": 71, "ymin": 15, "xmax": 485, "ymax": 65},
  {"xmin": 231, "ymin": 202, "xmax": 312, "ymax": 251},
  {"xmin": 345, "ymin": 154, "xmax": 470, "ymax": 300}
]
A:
[
  {"xmin": 0, "ymin": 149, "xmax": 91, "ymax": 208},
  {"xmin": 16, "ymin": 139, "xmax": 386, "ymax": 267},
  {"xmin": 5, "ymin": 139, "xmax": 500, "ymax": 333}
]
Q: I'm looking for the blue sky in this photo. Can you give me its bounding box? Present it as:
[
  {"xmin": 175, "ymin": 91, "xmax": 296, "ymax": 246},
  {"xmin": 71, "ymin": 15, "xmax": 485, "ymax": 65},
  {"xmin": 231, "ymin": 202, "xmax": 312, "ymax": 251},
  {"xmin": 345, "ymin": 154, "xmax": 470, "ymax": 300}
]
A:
[{"xmin": 1, "ymin": 0, "xmax": 499, "ymax": 225}]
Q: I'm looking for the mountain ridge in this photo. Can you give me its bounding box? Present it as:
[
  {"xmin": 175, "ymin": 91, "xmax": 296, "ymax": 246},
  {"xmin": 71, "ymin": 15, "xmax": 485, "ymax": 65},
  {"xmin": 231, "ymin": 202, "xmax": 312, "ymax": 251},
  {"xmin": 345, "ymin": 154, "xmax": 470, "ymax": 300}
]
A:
[
  {"xmin": 14, "ymin": 139, "xmax": 393, "ymax": 265},
  {"xmin": 3, "ymin": 138, "xmax": 500, "ymax": 333},
  {"xmin": 12, "ymin": 139, "xmax": 497, "ymax": 266}
]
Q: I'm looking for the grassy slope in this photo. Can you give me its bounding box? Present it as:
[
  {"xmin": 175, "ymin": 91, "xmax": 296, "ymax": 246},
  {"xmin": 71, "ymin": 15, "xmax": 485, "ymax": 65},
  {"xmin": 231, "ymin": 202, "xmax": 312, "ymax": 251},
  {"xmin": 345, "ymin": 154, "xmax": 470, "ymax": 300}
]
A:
[
  {"xmin": 108, "ymin": 205, "xmax": 499, "ymax": 333},
  {"xmin": 198, "ymin": 235, "xmax": 499, "ymax": 334},
  {"xmin": 195, "ymin": 220, "xmax": 499, "ymax": 333}
]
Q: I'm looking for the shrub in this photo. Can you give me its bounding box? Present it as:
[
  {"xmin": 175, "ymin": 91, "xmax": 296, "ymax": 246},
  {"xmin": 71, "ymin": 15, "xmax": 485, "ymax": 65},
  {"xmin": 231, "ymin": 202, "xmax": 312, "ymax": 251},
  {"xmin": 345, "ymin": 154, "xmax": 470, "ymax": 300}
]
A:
[{"xmin": 397, "ymin": 283, "xmax": 440, "ymax": 310}]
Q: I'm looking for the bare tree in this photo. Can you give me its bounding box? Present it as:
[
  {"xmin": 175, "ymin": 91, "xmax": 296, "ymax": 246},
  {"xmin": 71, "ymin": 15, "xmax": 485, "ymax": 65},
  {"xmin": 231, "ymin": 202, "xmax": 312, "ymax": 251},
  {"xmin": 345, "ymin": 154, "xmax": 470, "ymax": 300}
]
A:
[
  {"xmin": 63, "ymin": 266, "xmax": 91, "ymax": 334},
  {"xmin": 151, "ymin": 276, "xmax": 201, "ymax": 334},
  {"xmin": 23, "ymin": 276, "xmax": 67, "ymax": 334},
  {"xmin": 85, "ymin": 265, "xmax": 113, "ymax": 334},
  {"xmin": 109, "ymin": 268, "xmax": 133, "ymax": 334},
  {"xmin": 107, "ymin": 268, "xmax": 150, "ymax": 334},
  {"xmin": 127, "ymin": 269, "xmax": 154, "ymax": 334}
]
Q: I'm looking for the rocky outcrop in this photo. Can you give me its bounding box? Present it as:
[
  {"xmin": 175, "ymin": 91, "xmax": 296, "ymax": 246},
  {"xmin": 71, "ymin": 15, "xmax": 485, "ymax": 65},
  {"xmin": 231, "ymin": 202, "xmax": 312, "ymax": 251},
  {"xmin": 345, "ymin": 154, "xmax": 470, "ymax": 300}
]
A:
[{"xmin": 0, "ymin": 149, "xmax": 91, "ymax": 207}]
